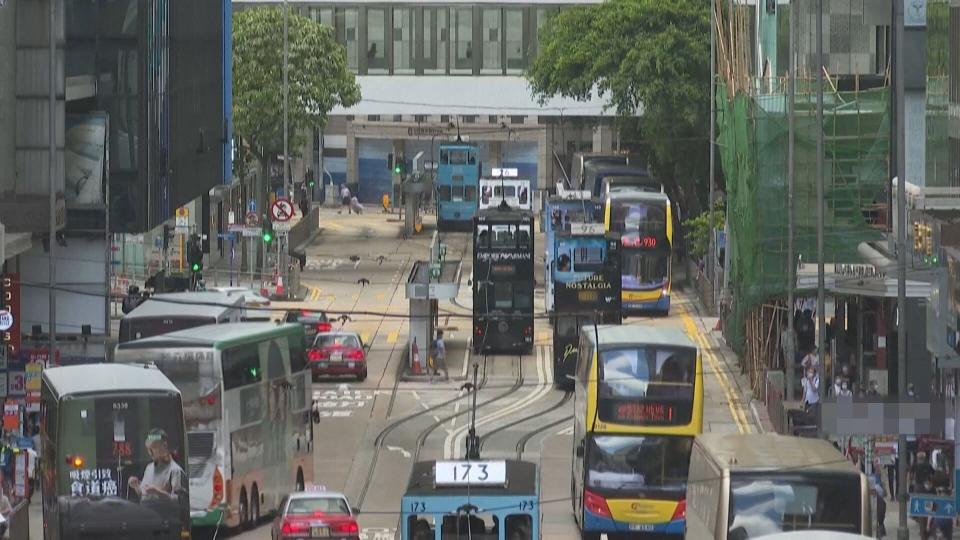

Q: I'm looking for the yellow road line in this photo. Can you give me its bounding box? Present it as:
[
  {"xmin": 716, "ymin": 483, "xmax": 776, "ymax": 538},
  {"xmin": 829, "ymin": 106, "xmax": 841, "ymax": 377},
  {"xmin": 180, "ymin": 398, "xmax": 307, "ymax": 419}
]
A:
[
  {"xmin": 325, "ymin": 222, "xmax": 344, "ymax": 231},
  {"xmin": 538, "ymin": 331, "xmax": 550, "ymax": 343},
  {"xmin": 376, "ymin": 293, "xmax": 386, "ymax": 301},
  {"xmin": 351, "ymin": 293, "xmax": 360, "ymax": 301},
  {"xmin": 360, "ymin": 331, "xmax": 371, "ymax": 344},
  {"xmin": 679, "ymin": 306, "xmax": 752, "ymax": 434},
  {"xmin": 387, "ymin": 330, "xmax": 399, "ymax": 344}
]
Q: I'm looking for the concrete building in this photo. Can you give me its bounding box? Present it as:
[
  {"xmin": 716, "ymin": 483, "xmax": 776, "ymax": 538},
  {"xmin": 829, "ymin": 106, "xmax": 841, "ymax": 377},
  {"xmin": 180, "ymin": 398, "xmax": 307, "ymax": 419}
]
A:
[
  {"xmin": 235, "ymin": 0, "xmax": 619, "ymax": 202},
  {"xmin": 951, "ymin": 0, "xmax": 959, "ymax": 184}
]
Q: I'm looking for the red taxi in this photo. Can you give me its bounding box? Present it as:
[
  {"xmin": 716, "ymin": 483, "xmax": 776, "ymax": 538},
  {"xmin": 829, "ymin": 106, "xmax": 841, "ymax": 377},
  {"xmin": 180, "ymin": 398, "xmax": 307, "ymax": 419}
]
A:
[
  {"xmin": 271, "ymin": 488, "xmax": 360, "ymax": 540},
  {"xmin": 307, "ymin": 332, "xmax": 368, "ymax": 381}
]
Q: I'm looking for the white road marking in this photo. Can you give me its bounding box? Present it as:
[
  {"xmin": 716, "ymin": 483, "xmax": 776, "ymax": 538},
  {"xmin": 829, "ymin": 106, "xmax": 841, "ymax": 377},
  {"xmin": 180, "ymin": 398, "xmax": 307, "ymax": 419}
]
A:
[
  {"xmin": 556, "ymin": 426, "xmax": 574, "ymax": 436},
  {"xmin": 385, "ymin": 446, "xmax": 411, "ymax": 458},
  {"xmin": 460, "ymin": 338, "xmax": 472, "ymax": 379}
]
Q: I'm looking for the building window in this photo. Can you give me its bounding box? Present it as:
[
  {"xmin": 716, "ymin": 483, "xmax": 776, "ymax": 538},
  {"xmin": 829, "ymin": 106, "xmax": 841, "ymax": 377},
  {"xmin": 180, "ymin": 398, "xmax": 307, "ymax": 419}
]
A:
[
  {"xmin": 423, "ymin": 7, "xmax": 449, "ymax": 74},
  {"xmin": 336, "ymin": 8, "xmax": 359, "ymax": 72},
  {"xmin": 511, "ymin": 116, "xmax": 525, "ymax": 125},
  {"xmin": 367, "ymin": 8, "xmax": 388, "ymax": 74},
  {"xmin": 463, "ymin": 115, "xmax": 476, "ymax": 123},
  {"xmin": 393, "ymin": 114, "xmax": 403, "ymax": 122},
  {"xmin": 393, "ymin": 7, "xmax": 415, "ymax": 74},
  {"xmin": 441, "ymin": 115, "xmax": 450, "ymax": 123},
  {"xmin": 505, "ymin": 9, "xmax": 524, "ymax": 73},
  {"xmin": 481, "ymin": 8, "xmax": 502, "ymax": 74},
  {"xmin": 530, "ymin": 7, "xmax": 557, "ymax": 60},
  {"xmin": 415, "ymin": 115, "xmax": 428, "ymax": 123},
  {"xmin": 368, "ymin": 115, "xmax": 380, "ymax": 121},
  {"xmin": 452, "ymin": 7, "xmax": 473, "ymax": 74}
]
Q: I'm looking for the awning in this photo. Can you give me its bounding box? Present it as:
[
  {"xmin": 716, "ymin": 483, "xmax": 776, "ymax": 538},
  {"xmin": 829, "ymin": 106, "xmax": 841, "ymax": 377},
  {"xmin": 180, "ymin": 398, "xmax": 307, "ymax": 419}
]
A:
[{"xmin": 795, "ymin": 262, "xmax": 931, "ymax": 298}]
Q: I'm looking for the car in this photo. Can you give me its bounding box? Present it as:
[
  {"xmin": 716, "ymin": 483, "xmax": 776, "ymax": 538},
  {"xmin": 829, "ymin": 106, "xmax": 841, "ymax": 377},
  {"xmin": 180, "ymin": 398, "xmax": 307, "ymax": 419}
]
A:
[
  {"xmin": 209, "ymin": 286, "xmax": 271, "ymax": 319},
  {"xmin": 308, "ymin": 331, "xmax": 368, "ymax": 381},
  {"xmin": 271, "ymin": 488, "xmax": 360, "ymax": 540},
  {"xmin": 286, "ymin": 309, "xmax": 333, "ymax": 344}
]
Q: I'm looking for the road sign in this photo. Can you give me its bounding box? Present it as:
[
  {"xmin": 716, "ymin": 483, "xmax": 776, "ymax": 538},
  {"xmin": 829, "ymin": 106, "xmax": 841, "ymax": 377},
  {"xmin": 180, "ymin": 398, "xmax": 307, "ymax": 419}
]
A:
[
  {"xmin": 175, "ymin": 207, "xmax": 189, "ymax": 230},
  {"xmin": 241, "ymin": 227, "xmax": 262, "ymax": 237},
  {"xmin": 0, "ymin": 310, "xmax": 12, "ymax": 332},
  {"xmin": 271, "ymin": 198, "xmax": 294, "ymax": 222},
  {"xmin": 909, "ymin": 494, "xmax": 956, "ymax": 518},
  {"xmin": 245, "ymin": 211, "xmax": 259, "ymax": 226},
  {"xmin": 274, "ymin": 221, "xmax": 293, "ymax": 233}
]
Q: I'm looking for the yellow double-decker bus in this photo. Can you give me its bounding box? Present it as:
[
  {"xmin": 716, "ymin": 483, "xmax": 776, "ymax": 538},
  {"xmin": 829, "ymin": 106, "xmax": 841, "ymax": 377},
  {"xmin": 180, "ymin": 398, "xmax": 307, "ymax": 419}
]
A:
[
  {"xmin": 604, "ymin": 191, "xmax": 674, "ymax": 315},
  {"xmin": 571, "ymin": 324, "xmax": 703, "ymax": 538}
]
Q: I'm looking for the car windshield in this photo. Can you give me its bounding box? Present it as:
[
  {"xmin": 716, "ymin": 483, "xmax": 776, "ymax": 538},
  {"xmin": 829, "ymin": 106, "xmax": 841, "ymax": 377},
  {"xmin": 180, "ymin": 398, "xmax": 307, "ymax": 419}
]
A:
[
  {"xmin": 288, "ymin": 497, "xmax": 350, "ymax": 515},
  {"xmin": 315, "ymin": 334, "xmax": 360, "ymax": 349}
]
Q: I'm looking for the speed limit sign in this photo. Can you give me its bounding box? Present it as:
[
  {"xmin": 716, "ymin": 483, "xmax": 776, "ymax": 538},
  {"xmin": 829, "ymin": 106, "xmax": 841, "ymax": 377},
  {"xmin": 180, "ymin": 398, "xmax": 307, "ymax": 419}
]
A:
[{"xmin": 0, "ymin": 310, "xmax": 13, "ymax": 332}]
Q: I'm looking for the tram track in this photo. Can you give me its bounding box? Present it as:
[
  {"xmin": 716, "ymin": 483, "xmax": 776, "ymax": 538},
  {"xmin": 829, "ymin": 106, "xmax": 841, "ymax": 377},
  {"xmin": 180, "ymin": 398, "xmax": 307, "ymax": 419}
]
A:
[
  {"xmin": 354, "ymin": 354, "xmax": 497, "ymax": 510},
  {"xmin": 476, "ymin": 390, "xmax": 572, "ymax": 453},
  {"xmin": 515, "ymin": 414, "xmax": 573, "ymax": 461}
]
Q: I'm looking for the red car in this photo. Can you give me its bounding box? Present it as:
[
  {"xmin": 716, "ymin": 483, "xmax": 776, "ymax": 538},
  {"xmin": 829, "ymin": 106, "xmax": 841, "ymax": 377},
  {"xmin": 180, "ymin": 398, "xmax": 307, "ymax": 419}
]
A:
[
  {"xmin": 271, "ymin": 490, "xmax": 359, "ymax": 540},
  {"xmin": 308, "ymin": 332, "xmax": 368, "ymax": 381}
]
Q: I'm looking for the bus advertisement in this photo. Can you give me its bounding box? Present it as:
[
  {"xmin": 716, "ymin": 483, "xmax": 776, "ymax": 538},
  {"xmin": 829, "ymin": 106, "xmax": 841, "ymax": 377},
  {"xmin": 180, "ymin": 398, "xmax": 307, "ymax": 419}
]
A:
[
  {"xmin": 542, "ymin": 192, "xmax": 600, "ymax": 314},
  {"xmin": 571, "ymin": 325, "xmax": 703, "ymax": 538},
  {"xmin": 604, "ymin": 192, "xmax": 674, "ymax": 315},
  {"xmin": 41, "ymin": 364, "xmax": 190, "ymax": 540},
  {"xmin": 114, "ymin": 322, "xmax": 314, "ymax": 530},
  {"xmin": 551, "ymin": 229, "xmax": 621, "ymax": 388}
]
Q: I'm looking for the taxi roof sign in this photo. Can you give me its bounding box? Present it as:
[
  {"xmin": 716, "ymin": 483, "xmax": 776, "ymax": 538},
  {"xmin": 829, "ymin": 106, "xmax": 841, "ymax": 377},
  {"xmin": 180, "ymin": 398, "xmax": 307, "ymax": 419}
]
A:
[{"xmin": 305, "ymin": 484, "xmax": 328, "ymax": 492}]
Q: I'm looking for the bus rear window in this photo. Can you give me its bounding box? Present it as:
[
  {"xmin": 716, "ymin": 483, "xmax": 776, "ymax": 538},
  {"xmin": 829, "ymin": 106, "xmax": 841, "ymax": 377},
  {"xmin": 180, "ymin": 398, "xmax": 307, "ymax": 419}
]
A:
[
  {"xmin": 121, "ymin": 316, "xmax": 214, "ymax": 342},
  {"xmin": 728, "ymin": 474, "xmax": 862, "ymax": 536}
]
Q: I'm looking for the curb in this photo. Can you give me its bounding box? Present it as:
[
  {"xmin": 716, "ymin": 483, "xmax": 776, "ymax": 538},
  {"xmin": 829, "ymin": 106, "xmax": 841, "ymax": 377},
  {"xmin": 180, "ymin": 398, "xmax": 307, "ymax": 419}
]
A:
[{"xmin": 749, "ymin": 399, "xmax": 776, "ymax": 434}]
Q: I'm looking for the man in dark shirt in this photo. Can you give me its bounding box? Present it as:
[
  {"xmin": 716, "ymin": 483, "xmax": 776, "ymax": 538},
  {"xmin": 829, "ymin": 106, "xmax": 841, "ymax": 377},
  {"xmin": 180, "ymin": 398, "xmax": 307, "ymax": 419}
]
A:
[{"xmin": 910, "ymin": 451, "xmax": 935, "ymax": 492}]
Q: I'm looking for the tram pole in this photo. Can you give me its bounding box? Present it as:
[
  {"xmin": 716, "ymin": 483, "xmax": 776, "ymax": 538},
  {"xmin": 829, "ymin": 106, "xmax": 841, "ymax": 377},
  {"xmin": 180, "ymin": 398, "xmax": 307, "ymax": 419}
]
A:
[{"xmin": 465, "ymin": 361, "xmax": 481, "ymax": 460}]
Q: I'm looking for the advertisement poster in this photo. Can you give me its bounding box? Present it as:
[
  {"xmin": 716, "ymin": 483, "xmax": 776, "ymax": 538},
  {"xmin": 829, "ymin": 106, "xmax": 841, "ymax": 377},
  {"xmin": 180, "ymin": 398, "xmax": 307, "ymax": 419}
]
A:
[
  {"xmin": 8, "ymin": 371, "xmax": 25, "ymax": 397},
  {"xmin": 65, "ymin": 114, "xmax": 107, "ymax": 205},
  {"xmin": 25, "ymin": 362, "xmax": 41, "ymax": 392}
]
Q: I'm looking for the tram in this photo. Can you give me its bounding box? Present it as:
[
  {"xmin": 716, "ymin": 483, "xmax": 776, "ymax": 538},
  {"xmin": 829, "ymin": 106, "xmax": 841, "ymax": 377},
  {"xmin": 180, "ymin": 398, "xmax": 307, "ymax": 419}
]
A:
[
  {"xmin": 473, "ymin": 202, "xmax": 535, "ymax": 354},
  {"xmin": 437, "ymin": 142, "xmax": 482, "ymax": 231},
  {"xmin": 400, "ymin": 459, "xmax": 540, "ymax": 539},
  {"xmin": 542, "ymin": 184, "xmax": 600, "ymax": 314}
]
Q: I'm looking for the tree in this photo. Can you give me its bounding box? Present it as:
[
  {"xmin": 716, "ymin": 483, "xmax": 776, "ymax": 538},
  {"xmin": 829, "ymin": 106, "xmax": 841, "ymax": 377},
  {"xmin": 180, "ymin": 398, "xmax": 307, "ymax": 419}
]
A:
[
  {"xmin": 527, "ymin": 0, "xmax": 710, "ymax": 213},
  {"xmin": 683, "ymin": 198, "xmax": 724, "ymax": 262},
  {"xmin": 233, "ymin": 7, "xmax": 360, "ymax": 185}
]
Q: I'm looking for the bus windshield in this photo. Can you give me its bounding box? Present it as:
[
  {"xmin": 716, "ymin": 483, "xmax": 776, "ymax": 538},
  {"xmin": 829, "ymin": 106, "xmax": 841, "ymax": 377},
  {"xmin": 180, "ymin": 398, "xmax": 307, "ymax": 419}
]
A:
[
  {"xmin": 728, "ymin": 474, "xmax": 862, "ymax": 536},
  {"xmin": 597, "ymin": 346, "xmax": 696, "ymax": 426},
  {"xmin": 58, "ymin": 394, "xmax": 186, "ymax": 512},
  {"xmin": 622, "ymin": 249, "xmax": 669, "ymax": 290},
  {"xmin": 609, "ymin": 200, "xmax": 666, "ymax": 236},
  {"xmin": 586, "ymin": 435, "xmax": 692, "ymax": 499}
]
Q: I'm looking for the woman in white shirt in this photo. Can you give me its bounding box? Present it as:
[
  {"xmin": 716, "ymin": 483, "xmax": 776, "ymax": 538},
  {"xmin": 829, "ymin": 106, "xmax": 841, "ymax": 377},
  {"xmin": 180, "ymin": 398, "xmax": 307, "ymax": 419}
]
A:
[{"xmin": 802, "ymin": 369, "xmax": 820, "ymax": 411}]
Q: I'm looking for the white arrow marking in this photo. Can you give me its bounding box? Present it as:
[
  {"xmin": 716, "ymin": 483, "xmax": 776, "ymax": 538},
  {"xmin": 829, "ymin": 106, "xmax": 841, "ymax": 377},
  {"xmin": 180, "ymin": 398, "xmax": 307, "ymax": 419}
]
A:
[
  {"xmin": 386, "ymin": 446, "xmax": 411, "ymax": 458},
  {"xmin": 556, "ymin": 426, "xmax": 574, "ymax": 436}
]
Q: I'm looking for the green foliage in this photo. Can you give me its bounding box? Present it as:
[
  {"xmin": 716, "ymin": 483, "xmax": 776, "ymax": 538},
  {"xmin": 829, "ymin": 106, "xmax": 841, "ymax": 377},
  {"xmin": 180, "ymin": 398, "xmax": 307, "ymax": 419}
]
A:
[
  {"xmin": 683, "ymin": 201, "xmax": 724, "ymax": 261},
  {"xmin": 527, "ymin": 0, "xmax": 710, "ymax": 212},
  {"xmin": 927, "ymin": 1, "xmax": 950, "ymax": 76},
  {"xmin": 233, "ymin": 7, "xmax": 361, "ymax": 162}
]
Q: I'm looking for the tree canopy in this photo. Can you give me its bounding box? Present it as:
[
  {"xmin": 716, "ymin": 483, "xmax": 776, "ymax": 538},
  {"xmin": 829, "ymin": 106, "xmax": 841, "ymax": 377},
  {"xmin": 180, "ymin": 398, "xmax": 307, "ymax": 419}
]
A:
[
  {"xmin": 233, "ymin": 7, "xmax": 361, "ymax": 164},
  {"xmin": 527, "ymin": 0, "xmax": 710, "ymax": 212}
]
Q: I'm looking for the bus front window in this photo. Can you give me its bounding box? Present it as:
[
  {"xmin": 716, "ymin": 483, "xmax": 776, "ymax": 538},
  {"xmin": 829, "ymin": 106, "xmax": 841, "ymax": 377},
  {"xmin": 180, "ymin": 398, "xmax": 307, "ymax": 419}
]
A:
[
  {"xmin": 622, "ymin": 249, "xmax": 668, "ymax": 290},
  {"xmin": 728, "ymin": 475, "xmax": 862, "ymax": 537},
  {"xmin": 597, "ymin": 347, "xmax": 696, "ymax": 426},
  {"xmin": 586, "ymin": 435, "xmax": 692, "ymax": 499}
]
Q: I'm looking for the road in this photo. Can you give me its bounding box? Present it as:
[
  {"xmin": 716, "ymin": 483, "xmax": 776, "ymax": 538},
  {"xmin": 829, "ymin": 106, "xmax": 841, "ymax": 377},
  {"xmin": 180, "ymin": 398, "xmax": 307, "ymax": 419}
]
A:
[{"xmin": 28, "ymin": 207, "xmax": 759, "ymax": 540}]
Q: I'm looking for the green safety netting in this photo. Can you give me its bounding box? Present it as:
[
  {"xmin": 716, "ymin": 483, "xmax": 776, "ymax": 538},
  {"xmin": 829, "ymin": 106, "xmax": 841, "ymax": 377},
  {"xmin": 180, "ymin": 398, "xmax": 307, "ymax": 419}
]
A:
[{"xmin": 716, "ymin": 82, "xmax": 891, "ymax": 353}]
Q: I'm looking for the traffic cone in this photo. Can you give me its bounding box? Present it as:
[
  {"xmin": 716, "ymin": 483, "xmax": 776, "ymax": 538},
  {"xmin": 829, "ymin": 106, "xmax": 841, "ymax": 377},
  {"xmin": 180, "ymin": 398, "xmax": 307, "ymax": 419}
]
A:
[
  {"xmin": 411, "ymin": 339, "xmax": 421, "ymax": 374},
  {"xmin": 276, "ymin": 276, "xmax": 285, "ymax": 296}
]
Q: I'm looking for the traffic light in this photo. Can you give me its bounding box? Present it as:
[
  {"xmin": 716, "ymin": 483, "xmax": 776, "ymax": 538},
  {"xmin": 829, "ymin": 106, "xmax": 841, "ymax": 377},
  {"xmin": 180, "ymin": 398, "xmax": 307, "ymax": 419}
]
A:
[
  {"xmin": 187, "ymin": 238, "xmax": 203, "ymax": 273},
  {"xmin": 395, "ymin": 154, "xmax": 404, "ymax": 175},
  {"xmin": 163, "ymin": 224, "xmax": 174, "ymax": 251},
  {"xmin": 306, "ymin": 169, "xmax": 316, "ymax": 188},
  {"xmin": 262, "ymin": 220, "xmax": 274, "ymax": 245}
]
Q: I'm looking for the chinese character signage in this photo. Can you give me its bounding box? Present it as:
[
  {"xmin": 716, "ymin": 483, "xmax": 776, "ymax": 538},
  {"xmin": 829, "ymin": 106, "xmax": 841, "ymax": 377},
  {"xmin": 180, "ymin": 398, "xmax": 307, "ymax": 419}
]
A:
[
  {"xmin": 68, "ymin": 468, "xmax": 120, "ymax": 497},
  {"xmin": 1, "ymin": 274, "xmax": 20, "ymax": 357}
]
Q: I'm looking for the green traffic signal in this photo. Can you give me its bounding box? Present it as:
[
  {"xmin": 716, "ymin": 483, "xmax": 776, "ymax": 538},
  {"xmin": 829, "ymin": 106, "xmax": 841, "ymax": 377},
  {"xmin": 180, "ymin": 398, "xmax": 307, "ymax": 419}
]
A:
[
  {"xmin": 263, "ymin": 230, "xmax": 273, "ymax": 243},
  {"xmin": 191, "ymin": 262, "xmax": 201, "ymax": 272},
  {"xmin": 394, "ymin": 164, "xmax": 401, "ymax": 174}
]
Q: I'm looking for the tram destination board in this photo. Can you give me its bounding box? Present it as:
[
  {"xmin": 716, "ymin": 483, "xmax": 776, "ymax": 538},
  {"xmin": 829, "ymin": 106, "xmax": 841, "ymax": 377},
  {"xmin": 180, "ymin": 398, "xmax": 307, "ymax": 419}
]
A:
[{"xmin": 435, "ymin": 460, "xmax": 507, "ymax": 486}]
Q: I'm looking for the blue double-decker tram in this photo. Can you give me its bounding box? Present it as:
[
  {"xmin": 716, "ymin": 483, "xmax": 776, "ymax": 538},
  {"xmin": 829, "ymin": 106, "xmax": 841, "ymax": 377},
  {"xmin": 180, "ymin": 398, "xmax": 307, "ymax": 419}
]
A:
[
  {"xmin": 551, "ymin": 226, "xmax": 622, "ymax": 388},
  {"xmin": 401, "ymin": 459, "xmax": 540, "ymax": 540},
  {"xmin": 542, "ymin": 184, "xmax": 600, "ymax": 315},
  {"xmin": 437, "ymin": 143, "xmax": 482, "ymax": 231},
  {"xmin": 473, "ymin": 202, "xmax": 535, "ymax": 354}
]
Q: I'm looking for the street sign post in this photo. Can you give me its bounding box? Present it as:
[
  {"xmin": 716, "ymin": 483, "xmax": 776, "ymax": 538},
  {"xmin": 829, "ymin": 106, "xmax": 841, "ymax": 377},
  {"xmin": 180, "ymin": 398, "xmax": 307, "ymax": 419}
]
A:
[
  {"xmin": 271, "ymin": 198, "xmax": 294, "ymax": 223},
  {"xmin": 0, "ymin": 310, "xmax": 13, "ymax": 332},
  {"xmin": 245, "ymin": 211, "xmax": 259, "ymax": 227},
  {"xmin": 908, "ymin": 494, "xmax": 955, "ymax": 518},
  {"xmin": 175, "ymin": 207, "xmax": 189, "ymax": 232}
]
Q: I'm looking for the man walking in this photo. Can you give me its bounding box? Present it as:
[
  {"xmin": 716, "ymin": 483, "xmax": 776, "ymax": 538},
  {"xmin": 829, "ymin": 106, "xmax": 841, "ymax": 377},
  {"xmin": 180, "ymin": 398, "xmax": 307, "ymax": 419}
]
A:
[
  {"xmin": 431, "ymin": 330, "xmax": 447, "ymax": 381},
  {"xmin": 339, "ymin": 184, "xmax": 351, "ymax": 214}
]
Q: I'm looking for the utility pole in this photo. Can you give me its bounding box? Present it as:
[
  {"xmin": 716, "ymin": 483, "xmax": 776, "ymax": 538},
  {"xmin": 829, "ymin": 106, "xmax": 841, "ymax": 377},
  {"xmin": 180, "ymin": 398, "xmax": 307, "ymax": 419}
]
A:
[
  {"xmin": 282, "ymin": 0, "xmax": 290, "ymax": 297},
  {"xmin": 815, "ymin": 0, "xmax": 826, "ymax": 402},
  {"xmin": 893, "ymin": 0, "xmax": 909, "ymax": 535},
  {"xmin": 48, "ymin": 0, "xmax": 57, "ymax": 357},
  {"xmin": 708, "ymin": 0, "xmax": 717, "ymax": 314},
  {"xmin": 786, "ymin": 0, "xmax": 796, "ymax": 399}
]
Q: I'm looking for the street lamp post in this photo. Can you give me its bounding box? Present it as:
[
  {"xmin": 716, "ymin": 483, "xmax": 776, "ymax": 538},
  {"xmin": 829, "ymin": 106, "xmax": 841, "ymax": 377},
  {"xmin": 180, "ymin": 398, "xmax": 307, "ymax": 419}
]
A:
[{"xmin": 282, "ymin": 0, "xmax": 290, "ymax": 297}]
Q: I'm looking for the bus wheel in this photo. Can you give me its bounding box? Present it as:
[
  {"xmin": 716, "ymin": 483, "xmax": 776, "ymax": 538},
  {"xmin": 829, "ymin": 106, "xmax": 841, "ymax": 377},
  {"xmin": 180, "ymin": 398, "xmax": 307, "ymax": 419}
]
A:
[
  {"xmin": 238, "ymin": 488, "xmax": 249, "ymax": 529},
  {"xmin": 251, "ymin": 485, "xmax": 261, "ymax": 525},
  {"xmin": 296, "ymin": 469, "xmax": 305, "ymax": 492}
]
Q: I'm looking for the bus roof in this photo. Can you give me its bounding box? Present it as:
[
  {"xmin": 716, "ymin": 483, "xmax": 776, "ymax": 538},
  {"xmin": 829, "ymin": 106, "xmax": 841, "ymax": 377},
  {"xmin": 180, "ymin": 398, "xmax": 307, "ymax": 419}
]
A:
[
  {"xmin": 606, "ymin": 191, "xmax": 671, "ymax": 203},
  {"xmin": 43, "ymin": 364, "xmax": 179, "ymax": 398},
  {"xmin": 403, "ymin": 460, "xmax": 538, "ymax": 497},
  {"xmin": 695, "ymin": 433, "xmax": 858, "ymax": 473},
  {"xmin": 581, "ymin": 324, "xmax": 696, "ymax": 350},
  {"xmin": 123, "ymin": 291, "xmax": 243, "ymax": 319},
  {"xmin": 115, "ymin": 321, "xmax": 302, "ymax": 350}
]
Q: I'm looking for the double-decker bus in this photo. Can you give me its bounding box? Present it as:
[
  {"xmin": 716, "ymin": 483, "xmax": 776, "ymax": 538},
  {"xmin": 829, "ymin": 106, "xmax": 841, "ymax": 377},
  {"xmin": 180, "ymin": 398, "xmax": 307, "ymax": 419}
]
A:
[
  {"xmin": 437, "ymin": 143, "xmax": 481, "ymax": 231},
  {"xmin": 118, "ymin": 291, "xmax": 244, "ymax": 343},
  {"xmin": 41, "ymin": 364, "xmax": 190, "ymax": 540},
  {"xmin": 571, "ymin": 325, "xmax": 703, "ymax": 538},
  {"xmin": 551, "ymin": 228, "xmax": 621, "ymax": 388},
  {"xmin": 542, "ymin": 185, "xmax": 599, "ymax": 314},
  {"xmin": 571, "ymin": 152, "xmax": 629, "ymax": 191},
  {"xmin": 584, "ymin": 163, "xmax": 650, "ymax": 198},
  {"xmin": 114, "ymin": 322, "xmax": 314, "ymax": 530},
  {"xmin": 604, "ymin": 191, "xmax": 674, "ymax": 315},
  {"xmin": 473, "ymin": 203, "xmax": 535, "ymax": 354}
]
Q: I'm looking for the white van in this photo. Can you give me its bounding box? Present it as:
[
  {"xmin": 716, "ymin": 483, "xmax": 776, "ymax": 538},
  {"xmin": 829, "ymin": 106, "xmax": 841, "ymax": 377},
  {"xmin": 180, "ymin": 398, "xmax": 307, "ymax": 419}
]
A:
[{"xmin": 685, "ymin": 432, "xmax": 872, "ymax": 540}]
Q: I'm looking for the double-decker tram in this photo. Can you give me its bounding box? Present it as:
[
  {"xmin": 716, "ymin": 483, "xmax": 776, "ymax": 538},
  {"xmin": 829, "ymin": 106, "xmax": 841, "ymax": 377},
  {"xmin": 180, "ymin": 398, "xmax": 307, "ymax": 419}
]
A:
[
  {"xmin": 400, "ymin": 459, "xmax": 540, "ymax": 539},
  {"xmin": 542, "ymin": 184, "xmax": 599, "ymax": 315},
  {"xmin": 473, "ymin": 203, "xmax": 535, "ymax": 354},
  {"xmin": 114, "ymin": 322, "xmax": 314, "ymax": 530},
  {"xmin": 551, "ymin": 226, "xmax": 621, "ymax": 388},
  {"xmin": 604, "ymin": 191, "xmax": 674, "ymax": 315},
  {"xmin": 571, "ymin": 325, "xmax": 703, "ymax": 538},
  {"xmin": 40, "ymin": 364, "xmax": 190, "ymax": 540},
  {"xmin": 437, "ymin": 143, "xmax": 482, "ymax": 231}
]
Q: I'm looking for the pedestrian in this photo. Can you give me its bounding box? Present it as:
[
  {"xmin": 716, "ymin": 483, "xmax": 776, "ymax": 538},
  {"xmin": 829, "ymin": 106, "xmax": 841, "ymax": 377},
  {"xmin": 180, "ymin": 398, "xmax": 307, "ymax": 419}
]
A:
[
  {"xmin": 298, "ymin": 185, "xmax": 309, "ymax": 217},
  {"xmin": 339, "ymin": 184, "xmax": 351, "ymax": 214},
  {"xmin": 910, "ymin": 451, "xmax": 935, "ymax": 492},
  {"xmin": 349, "ymin": 196, "xmax": 364, "ymax": 215},
  {"xmin": 802, "ymin": 368, "xmax": 820, "ymax": 412},
  {"xmin": 801, "ymin": 348, "xmax": 819, "ymax": 374},
  {"xmin": 871, "ymin": 461, "xmax": 887, "ymax": 538},
  {"xmin": 431, "ymin": 330, "xmax": 447, "ymax": 381},
  {"xmin": 887, "ymin": 452, "xmax": 898, "ymax": 501}
]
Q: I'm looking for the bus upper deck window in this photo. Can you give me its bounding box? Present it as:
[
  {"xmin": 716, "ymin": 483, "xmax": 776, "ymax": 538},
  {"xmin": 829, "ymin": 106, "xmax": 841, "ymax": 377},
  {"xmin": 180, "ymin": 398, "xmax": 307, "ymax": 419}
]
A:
[
  {"xmin": 465, "ymin": 186, "xmax": 476, "ymax": 201},
  {"xmin": 517, "ymin": 226, "xmax": 530, "ymax": 247},
  {"xmin": 440, "ymin": 150, "xmax": 449, "ymax": 164}
]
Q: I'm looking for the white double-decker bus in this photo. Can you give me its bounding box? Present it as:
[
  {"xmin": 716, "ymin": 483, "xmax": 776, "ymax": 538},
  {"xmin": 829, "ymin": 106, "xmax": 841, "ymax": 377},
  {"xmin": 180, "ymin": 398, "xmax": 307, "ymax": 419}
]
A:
[{"xmin": 114, "ymin": 322, "xmax": 314, "ymax": 530}]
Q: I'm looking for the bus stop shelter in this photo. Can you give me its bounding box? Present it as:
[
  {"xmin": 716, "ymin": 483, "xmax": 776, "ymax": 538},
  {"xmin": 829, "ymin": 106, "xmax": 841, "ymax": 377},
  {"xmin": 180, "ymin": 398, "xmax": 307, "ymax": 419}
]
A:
[{"xmin": 405, "ymin": 241, "xmax": 461, "ymax": 378}]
